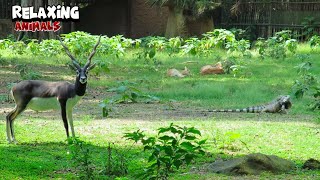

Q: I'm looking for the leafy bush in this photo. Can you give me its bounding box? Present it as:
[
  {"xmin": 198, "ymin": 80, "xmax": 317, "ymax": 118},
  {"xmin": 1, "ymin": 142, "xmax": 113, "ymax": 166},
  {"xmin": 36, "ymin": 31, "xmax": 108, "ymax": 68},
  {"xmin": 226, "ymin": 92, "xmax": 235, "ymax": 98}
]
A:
[
  {"xmin": 309, "ymin": 35, "xmax": 320, "ymax": 48},
  {"xmin": 10, "ymin": 41, "xmax": 27, "ymax": 55},
  {"xmin": 203, "ymin": 29, "xmax": 236, "ymax": 48},
  {"xmin": 255, "ymin": 30, "xmax": 298, "ymax": 59},
  {"xmin": 0, "ymin": 39, "xmax": 14, "ymax": 50},
  {"xmin": 292, "ymin": 62, "xmax": 320, "ymax": 110},
  {"xmin": 167, "ymin": 37, "xmax": 183, "ymax": 55},
  {"xmin": 181, "ymin": 37, "xmax": 201, "ymax": 56},
  {"xmin": 27, "ymin": 40, "xmax": 40, "ymax": 56},
  {"xmin": 124, "ymin": 123, "xmax": 206, "ymax": 179},
  {"xmin": 14, "ymin": 64, "xmax": 42, "ymax": 80},
  {"xmin": 39, "ymin": 39, "xmax": 62, "ymax": 57},
  {"xmin": 226, "ymin": 39, "xmax": 251, "ymax": 57}
]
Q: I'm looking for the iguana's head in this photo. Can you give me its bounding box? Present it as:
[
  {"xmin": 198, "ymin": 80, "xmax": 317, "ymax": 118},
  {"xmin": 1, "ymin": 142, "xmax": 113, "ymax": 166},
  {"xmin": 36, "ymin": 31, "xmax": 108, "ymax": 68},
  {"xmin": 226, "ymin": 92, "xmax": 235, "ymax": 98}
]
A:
[{"xmin": 277, "ymin": 95, "xmax": 292, "ymax": 109}]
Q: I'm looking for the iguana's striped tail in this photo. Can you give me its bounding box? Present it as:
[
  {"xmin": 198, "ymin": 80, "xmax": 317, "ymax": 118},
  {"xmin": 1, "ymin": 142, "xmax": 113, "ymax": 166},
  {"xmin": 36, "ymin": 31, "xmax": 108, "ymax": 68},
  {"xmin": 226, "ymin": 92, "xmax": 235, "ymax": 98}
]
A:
[{"xmin": 209, "ymin": 106, "xmax": 265, "ymax": 113}]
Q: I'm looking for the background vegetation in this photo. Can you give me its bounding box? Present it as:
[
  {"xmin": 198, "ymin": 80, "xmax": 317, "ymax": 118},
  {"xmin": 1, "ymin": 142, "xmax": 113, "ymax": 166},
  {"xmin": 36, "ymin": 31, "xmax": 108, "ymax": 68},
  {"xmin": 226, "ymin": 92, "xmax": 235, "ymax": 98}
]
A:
[{"xmin": 0, "ymin": 29, "xmax": 319, "ymax": 179}]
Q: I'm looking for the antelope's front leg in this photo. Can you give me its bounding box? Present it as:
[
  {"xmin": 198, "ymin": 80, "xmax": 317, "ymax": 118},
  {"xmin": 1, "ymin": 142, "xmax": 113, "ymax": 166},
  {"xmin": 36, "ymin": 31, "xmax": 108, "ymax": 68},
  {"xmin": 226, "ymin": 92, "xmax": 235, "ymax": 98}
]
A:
[
  {"xmin": 67, "ymin": 109, "xmax": 75, "ymax": 137},
  {"xmin": 59, "ymin": 99, "xmax": 69, "ymax": 138}
]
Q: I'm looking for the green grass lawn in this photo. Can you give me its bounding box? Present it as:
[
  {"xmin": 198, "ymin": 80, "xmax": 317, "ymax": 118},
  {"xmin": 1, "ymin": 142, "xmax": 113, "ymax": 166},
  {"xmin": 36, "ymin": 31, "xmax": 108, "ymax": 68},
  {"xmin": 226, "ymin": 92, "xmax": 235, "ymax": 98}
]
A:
[{"xmin": 0, "ymin": 44, "xmax": 319, "ymax": 179}]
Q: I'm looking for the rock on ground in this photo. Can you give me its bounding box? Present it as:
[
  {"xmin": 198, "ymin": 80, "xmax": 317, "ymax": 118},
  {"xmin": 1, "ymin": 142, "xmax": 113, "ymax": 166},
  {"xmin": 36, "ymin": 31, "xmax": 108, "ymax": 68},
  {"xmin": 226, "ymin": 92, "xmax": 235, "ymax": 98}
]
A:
[
  {"xmin": 303, "ymin": 158, "xmax": 320, "ymax": 170},
  {"xmin": 207, "ymin": 153, "xmax": 295, "ymax": 175}
]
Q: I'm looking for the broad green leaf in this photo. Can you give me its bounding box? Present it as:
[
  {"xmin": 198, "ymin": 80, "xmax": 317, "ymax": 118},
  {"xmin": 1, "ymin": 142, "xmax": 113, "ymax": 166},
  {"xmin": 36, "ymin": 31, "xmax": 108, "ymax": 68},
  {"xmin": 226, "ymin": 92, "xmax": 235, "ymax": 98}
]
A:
[
  {"xmin": 180, "ymin": 142, "xmax": 195, "ymax": 151},
  {"xmin": 159, "ymin": 135, "xmax": 175, "ymax": 142},
  {"xmin": 184, "ymin": 154, "xmax": 195, "ymax": 165},
  {"xmin": 187, "ymin": 127, "xmax": 201, "ymax": 136},
  {"xmin": 185, "ymin": 136, "xmax": 196, "ymax": 140}
]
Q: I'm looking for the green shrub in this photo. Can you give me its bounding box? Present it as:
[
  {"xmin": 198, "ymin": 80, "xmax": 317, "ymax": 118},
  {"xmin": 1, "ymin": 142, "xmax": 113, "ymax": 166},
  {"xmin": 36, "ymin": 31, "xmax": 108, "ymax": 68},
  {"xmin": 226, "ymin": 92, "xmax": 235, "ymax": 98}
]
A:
[
  {"xmin": 14, "ymin": 64, "xmax": 42, "ymax": 80},
  {"xmin": 256, "ymin": 30, "xmax": 298, "ymax": 59},
  {"xmin": 124, "ymin": 123, "xmax": 206, "ymax": 179},
  {"xmin": 292, "ymin": 62, "xmax": 320, "ymax": 110},
  {"xmin": 309, "ymin": 35, "xmax": 320, "ymax": 48}
]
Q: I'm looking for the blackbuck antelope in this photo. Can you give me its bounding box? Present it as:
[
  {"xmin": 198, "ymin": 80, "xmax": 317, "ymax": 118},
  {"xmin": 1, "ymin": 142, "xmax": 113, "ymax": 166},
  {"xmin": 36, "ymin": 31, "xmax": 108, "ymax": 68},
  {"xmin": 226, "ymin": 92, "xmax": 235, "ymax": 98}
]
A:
[{"xmin": 6, "ymin": 35, "xmax": 101, "ymax": 143}]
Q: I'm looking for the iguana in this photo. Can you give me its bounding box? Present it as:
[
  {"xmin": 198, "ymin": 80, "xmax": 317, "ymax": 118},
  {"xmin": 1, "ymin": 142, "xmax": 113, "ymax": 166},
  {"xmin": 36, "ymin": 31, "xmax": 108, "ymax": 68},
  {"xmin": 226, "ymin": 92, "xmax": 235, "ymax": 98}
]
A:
[{"xmin": 209, "ymin": 95, "xmax": 292, "ymax": 114}]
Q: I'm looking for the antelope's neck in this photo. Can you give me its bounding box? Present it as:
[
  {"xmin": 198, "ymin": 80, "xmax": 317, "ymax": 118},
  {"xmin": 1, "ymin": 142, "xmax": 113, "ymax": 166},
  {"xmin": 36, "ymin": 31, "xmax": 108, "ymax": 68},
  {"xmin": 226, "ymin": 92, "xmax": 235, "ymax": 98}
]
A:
[{"xmin": 75, "ymin": 78, "xmax": 87, "ymax": 96}]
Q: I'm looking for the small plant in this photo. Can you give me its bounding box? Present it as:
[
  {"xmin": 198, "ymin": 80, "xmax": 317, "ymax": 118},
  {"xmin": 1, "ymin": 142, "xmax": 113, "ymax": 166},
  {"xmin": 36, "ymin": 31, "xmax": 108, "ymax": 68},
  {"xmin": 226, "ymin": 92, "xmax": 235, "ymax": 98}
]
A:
[
  {"xmin": 100, "ymin": 81, "xmax": 159, "ymax": 117},
  {"xmin": 124, "ymin": 123, "xmax": 206, "ymax": 180},
  {"xmin": 230, "ymin": 64, "xmax": 248, "ymax": 78},
  {"xmin": 14, "ymin": 64, "xmax": 42, "ymax": 80},
  {"xmin": 212, "ymin": 130, "xmax": 249, "ymax": 152},
  {"xmin": 68, "ymin": 138, "xmax": 96, "ymax": 179},
  {"xmin": 309, "ymin": 35, "xmax": 320, "ymax": 48},
  {"xmin": 292, "ymin": 62, "xmax": 320, "ymax": 110},
  {"xmin": 100, "ymin": 143, "xmax": 128, "ymax": 177}
]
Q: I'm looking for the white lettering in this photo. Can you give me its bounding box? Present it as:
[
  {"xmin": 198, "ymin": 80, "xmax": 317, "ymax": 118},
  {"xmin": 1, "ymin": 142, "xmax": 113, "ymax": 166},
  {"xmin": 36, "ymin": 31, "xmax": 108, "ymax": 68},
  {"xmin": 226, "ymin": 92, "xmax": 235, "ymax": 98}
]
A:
[
  {"xmin": 12, "ymin": 5, "xmax": 80, "ymax": 20},
  {"xmin": 71, "ymin": 7, "xmax": 79, "ymax": 19},
  {"xmin": 38, "ymin": 8, "xmax": 46, "ymax": 19},
  {"xmin": 47, "ymin": 6, "xmax": 56, "ymax": 19},
  {"xmin": 60, "ymin": 6, "xmax": 70, "ymax": 19},
  {"xmin": 12, "ymin": 6, "xmax": 22, "ymax": 19},
  {"xmin": 56, "ymin": 5, "xmax": 61, "ymax": 19},
  {"xmin": 29, "ymin": 7, "xmax": 38, "ymax": 19},
  {"xmin": 22, "ymin": 7, "xmax": 30, "ymax": 19}
]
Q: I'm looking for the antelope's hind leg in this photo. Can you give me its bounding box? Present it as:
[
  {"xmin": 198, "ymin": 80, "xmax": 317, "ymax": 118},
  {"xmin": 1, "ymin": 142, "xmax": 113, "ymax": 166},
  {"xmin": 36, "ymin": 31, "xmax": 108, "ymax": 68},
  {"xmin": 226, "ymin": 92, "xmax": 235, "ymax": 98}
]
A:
[
  {"xmin": 6, "ymin": 105, "xmax": 26, "ymax": 143},
  {"xmin": 6, "ymin": 110, "xmax": 14, "ymax": 143}
]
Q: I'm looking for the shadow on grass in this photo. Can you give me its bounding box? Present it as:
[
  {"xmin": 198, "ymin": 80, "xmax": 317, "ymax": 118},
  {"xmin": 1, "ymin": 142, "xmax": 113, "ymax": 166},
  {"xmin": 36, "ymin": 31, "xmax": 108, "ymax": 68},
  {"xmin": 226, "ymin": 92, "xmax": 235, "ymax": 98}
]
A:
[{"xmin": 0, "ymin": 140, "xmax": 143, "ymax": 179}]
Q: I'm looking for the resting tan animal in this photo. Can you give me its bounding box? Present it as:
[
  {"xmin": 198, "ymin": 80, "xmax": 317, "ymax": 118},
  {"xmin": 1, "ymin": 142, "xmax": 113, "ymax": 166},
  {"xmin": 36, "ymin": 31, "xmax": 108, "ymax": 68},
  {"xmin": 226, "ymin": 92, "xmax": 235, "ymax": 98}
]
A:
[
  {"xmin": 200, "ymin": 62, "xmax": 224, "ymax": 75},
  {"xmin": 167, "ymin": 66, "xmax": 190, "ymax": 78},
  {"xmin": 209, "ymin": 95, "xmax": 292, "ymax": 114}
]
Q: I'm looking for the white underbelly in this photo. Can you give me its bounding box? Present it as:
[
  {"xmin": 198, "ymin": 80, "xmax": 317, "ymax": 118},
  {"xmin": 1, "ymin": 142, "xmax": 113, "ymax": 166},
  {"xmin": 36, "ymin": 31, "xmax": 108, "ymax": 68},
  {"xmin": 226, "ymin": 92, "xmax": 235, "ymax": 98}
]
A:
[{"xmin": 27, "ymin": 96, "xmax": 82, "ymax": 111}]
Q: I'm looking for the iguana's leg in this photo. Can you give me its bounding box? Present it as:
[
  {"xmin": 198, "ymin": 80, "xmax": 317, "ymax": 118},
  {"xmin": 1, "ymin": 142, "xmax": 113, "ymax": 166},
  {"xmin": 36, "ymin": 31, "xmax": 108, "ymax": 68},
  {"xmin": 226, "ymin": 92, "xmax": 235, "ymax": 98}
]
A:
[
  {"xmin": 258, "ymin": 108, "xmax": 267, "ymax": 121},
  {"xmin": 280, "ymin": 105, "xmax": 287, "ymax": 114}
]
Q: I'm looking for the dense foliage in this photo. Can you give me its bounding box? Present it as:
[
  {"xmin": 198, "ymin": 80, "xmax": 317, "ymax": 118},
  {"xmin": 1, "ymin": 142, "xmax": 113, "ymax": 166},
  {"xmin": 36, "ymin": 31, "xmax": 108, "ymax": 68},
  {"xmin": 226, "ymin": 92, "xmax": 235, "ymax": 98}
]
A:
[{"xmin": 0, "ymin": 29, "xmax": 293, "ymax": 59}]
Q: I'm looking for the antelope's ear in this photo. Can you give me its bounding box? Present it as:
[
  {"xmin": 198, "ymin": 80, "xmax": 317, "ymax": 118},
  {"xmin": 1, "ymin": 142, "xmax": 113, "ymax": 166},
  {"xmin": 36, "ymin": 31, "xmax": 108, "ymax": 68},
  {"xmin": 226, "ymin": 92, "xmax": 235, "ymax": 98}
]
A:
[
  {"xmin": 69, "ymin": 64, "xmax": 78, "ymax": 71},
  {"xmin": 87, "ymin": 63, "xmax": 96, "ymax": 71}
]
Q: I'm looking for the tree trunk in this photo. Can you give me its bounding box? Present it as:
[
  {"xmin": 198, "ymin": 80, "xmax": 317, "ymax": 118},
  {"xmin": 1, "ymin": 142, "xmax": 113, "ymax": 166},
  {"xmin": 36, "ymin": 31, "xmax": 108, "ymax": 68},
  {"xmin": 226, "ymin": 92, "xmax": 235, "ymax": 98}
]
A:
[
  {"xmin": 199, "ymin": 16, "xmax": 214, "ymax": 34},
  {"xmin": 165, "ymin": 7, "xmax": 186, "ymax": 38},
  {"xmin": 34, "ymin": 0, "xmax": 48, "ymax": 40},
  {"xmin": 17, "ymin": 0, "xmax": 32, "ymax": 41},
  {"xmin": 48, "ymin": 0, "xmax": 62, "ymax": 39}
]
